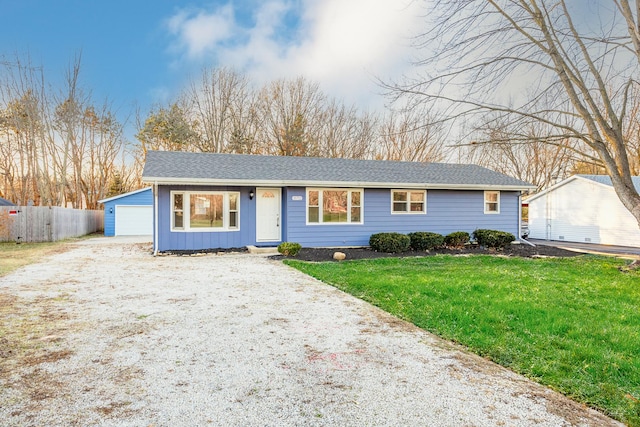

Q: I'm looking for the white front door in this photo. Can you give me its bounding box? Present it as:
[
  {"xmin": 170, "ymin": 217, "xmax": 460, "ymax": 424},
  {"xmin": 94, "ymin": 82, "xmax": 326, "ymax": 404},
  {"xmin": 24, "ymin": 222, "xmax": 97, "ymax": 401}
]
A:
[{"xmin": 256, "ymin": 188, "xmax": 281, "ymax": 242}]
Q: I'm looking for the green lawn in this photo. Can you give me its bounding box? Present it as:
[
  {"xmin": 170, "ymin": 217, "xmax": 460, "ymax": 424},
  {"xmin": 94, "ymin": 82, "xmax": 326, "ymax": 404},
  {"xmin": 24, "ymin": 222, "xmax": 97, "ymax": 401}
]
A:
[
  {"xmin": 0, "ymin": 233, "xmax": 99, "ymax": 277},
  {"xmin": 0, "ymin": 242, "xmax": 62, "ymax": 277},
  {"xmin": 285, "ymin": 255, "xmax": 640, "ymax": 426}
]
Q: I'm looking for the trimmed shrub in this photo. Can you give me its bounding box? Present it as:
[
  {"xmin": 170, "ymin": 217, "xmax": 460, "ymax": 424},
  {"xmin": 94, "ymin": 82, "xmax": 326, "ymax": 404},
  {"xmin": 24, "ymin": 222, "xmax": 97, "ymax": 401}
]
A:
[
  {"xmin": 444, "ymin": 231, "xmax": 470, "ymax": 248},
  {"xmin": 277, "ymin": 242, "xmax": 302, "ymax": 257},
  {"xmin": 369, "ymin": 232, "xmax": 411, "ymax": 253},
  {"xmin": 408, "ymin": 231, "xmax": 445, "ymax": 251},
  {"xmin": 473, "ymin": 229, "xmax": 515, "ymax": 249}
]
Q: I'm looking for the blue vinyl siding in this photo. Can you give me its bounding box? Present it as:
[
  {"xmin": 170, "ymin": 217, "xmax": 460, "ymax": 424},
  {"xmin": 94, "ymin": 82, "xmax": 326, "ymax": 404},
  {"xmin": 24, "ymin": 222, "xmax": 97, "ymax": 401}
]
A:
[
  {"xmin": 156, "ymin": 185, "xmax": 259, "ymax": 251},
  {"xmin": 285, "ymin": 187, "xmax": 519, "ymax": 247},
  {"xmin": 102, "ymin": 188, "xmax": 153, "ymax": 236},
  {"xmin": 155, "ymin": 185, "xmax": 520, "ymax": 250}
]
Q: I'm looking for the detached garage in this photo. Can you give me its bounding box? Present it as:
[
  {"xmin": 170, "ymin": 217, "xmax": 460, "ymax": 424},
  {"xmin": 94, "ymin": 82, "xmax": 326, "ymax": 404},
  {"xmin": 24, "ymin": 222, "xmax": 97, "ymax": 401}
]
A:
[
  {"xmin": 528, "ymin": 175, "xmax": 640, "ymax": 248},
  {"xmin": 98, "ymin": 187, "xmax": 153, "ymax": 237}
]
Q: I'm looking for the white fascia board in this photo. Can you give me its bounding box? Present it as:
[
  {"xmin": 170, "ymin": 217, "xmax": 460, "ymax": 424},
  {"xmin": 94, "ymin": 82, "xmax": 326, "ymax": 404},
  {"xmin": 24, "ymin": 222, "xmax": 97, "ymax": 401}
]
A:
[
  {"xmin": 527, "ymin": 175, "xmax": 619, "ymax": 203},
  {"xmin": 98, "ymin": 186, "xmax": 153, "ymax": 204},
  {"xmin": 576, "ymin": 175, "xmax": 619, "ymax": 191},
  {"xmin": 141, "ymin": 176, "xmax": 533, "ymax": 191},
  {"xmin": 525, "ymin": 176, "xmax": 582, "ymax": 203}
]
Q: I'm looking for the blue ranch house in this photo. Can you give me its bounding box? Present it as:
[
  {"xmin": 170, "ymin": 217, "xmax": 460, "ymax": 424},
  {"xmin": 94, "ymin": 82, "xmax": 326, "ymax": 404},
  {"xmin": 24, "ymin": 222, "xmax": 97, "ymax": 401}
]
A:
[{"xmin": 142, "ymin": 151, "xmax": 534, "ymax": 253}]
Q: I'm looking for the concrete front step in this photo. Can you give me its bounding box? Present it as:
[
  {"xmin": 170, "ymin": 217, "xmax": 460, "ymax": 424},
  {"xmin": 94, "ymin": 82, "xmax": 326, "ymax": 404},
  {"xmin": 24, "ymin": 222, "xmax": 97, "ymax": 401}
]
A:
[{"xmin": 246, "ymin": 245, "xmax": 279, "ymax": 255}]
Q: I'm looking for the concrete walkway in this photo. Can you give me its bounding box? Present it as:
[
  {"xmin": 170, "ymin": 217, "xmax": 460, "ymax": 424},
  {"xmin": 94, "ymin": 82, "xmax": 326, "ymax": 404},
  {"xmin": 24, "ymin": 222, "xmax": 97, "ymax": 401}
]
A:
[{"xmin": 74, "ymin": 235, "xmax": 152, "ymax": 245}]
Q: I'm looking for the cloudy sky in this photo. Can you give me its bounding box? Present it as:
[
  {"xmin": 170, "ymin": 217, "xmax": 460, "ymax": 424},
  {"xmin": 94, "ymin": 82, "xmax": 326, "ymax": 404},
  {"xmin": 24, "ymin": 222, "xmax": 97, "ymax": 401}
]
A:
[{"xmin": 1, "ymin": 0, "xmax": 425, "ymax": 119}]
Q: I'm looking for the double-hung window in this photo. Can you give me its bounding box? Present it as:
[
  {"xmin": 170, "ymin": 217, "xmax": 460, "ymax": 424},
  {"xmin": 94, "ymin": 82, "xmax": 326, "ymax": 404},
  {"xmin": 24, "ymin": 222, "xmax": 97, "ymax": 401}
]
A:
[
  {"xmin": 391, "ymin": 190, "xmax": 426, "ymax": 214},
  {"xmin": 171, "ymin": 191, "xmax": 240, "ymax": 231},
  {"xmin": 307, "ymin": 188, "xmax": 363, "ymax": 224},
  {"xmin": 484, "ymin": 191, "xmax": 500, "ymax": 214}
]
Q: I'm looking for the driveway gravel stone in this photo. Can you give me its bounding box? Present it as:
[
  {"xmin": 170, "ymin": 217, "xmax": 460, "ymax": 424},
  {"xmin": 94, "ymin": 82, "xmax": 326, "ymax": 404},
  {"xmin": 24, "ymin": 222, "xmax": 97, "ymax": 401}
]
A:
[{"xmin": 0, "ymin": 238, "xmax": 622, "ymax": 426}]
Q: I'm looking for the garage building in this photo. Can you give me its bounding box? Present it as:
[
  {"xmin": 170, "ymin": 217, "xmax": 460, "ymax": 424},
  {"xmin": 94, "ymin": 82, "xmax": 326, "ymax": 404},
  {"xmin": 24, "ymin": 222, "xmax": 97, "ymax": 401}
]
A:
[
  {"xmin": 98, "ymin": 187, "xmax": 153, "ymax": 237},
  {"xmin": 528, "ymin": 175, "xmax": 640, "ymax": 248}
]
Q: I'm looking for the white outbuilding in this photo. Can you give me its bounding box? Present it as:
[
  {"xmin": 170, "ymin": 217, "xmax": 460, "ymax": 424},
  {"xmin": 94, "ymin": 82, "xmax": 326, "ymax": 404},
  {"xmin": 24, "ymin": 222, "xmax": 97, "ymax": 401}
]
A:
[{"xmin": 528, "ymin": 175, "xmax": 640, "ymax": 248}]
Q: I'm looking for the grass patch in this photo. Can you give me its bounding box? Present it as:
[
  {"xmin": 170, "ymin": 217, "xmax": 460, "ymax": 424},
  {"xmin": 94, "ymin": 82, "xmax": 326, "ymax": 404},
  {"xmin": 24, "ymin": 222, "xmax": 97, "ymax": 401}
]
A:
[
  {"xmin": 0, "ymin": 232, "xmax": 99, "ymax": 277},
  {"xmin": 286, "ymin": 255, "xmax": 640, "ymax": 426},
  {"xmin": 0, "ymin": 291, "xmax": 75, "ymax": 402},
  {"xmin": 0, "ymin": 242, "xmax": 64, "ymax": 277},
  {"xmin": 0, "ymin": 237, "xmax": 85, "ymax": 402}
]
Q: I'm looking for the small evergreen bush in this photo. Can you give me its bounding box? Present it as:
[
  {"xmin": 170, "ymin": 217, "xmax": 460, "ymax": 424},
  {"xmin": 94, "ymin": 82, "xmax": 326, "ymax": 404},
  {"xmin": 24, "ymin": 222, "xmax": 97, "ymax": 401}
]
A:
[
  {"xmin": 444, "ymin": 231, "xmax": 470, "ymax": 248},
  {"xmin": 369, "ymin": 232, "xmax": 411, "ymax": 253},
  {"xmin": 408, "ymin": 231, "xmax": 445, "ymax": 251},
  {"xmin": 277, "ymin": 242, "xmax": 302, "ymax": 257},
  {"xmin": 473, "ymin": 229, "xmax": 515, "ymax": 249}
]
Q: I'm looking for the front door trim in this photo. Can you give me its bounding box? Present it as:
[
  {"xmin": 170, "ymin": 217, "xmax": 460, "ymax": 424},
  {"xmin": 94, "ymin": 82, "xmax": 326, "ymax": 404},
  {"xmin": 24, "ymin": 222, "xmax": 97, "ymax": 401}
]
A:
[{"xmin": 256, "ymin": 187, "xmax": 281, "ymax": 242}]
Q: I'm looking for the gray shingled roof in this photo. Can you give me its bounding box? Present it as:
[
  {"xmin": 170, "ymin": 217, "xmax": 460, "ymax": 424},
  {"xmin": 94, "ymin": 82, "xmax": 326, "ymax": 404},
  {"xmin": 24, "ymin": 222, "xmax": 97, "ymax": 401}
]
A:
[
  {"xmin": 580, "ymin": 174, "xmax": 640, "ymax": 192},
  {"xmin": 142, "ymin": 150, "xmax": 534, "ymax": 190},
  {"xmin": 0, "ymin": 197, "xmax": 15, "ymax": 206}
]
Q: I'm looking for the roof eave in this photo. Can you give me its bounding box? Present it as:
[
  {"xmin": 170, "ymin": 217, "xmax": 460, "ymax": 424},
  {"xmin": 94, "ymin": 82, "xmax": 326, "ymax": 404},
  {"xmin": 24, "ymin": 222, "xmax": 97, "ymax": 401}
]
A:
[
  {"xmin": 141, "ymin": 176, "xmax": 533, "ymax": 191},
  {"xmin": 97, "ymin": 186, "xmax": 153, "ymax": 204},
  {"xmin": 526, "ymin": 175, "xmax": 609, "ymax": 202}
]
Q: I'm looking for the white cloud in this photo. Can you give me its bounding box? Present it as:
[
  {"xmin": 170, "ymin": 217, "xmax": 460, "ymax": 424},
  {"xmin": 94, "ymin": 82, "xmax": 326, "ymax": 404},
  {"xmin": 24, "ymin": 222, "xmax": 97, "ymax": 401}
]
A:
[
  {"xmin": 165, "ymin": 0, "xmax": 423, "ymax": 108},
  {"xmin": 293, "ymin": 0, "xmax": 422, "ymax": 106},
  {"xmin": 166, "ymin": 5, "xmax": 235, "ymax": 58}
]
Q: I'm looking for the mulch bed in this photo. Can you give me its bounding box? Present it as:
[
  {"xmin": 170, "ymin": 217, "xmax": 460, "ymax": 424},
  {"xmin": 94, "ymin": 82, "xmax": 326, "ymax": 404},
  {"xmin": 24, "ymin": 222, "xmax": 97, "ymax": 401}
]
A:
[
  {"xmin": 159, "ymin": 247, "xmax": 249, "ymax": 256},
  {"xmin": 273, "ymin": 243, "xmax": 583, "ymax": 262}
]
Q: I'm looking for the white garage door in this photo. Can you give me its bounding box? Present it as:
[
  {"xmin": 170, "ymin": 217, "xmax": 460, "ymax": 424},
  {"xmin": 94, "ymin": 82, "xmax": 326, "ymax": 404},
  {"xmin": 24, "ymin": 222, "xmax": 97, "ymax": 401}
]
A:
[{"xmin": 115, "ymin": 205, "xmax": 153, "ymax": 236}]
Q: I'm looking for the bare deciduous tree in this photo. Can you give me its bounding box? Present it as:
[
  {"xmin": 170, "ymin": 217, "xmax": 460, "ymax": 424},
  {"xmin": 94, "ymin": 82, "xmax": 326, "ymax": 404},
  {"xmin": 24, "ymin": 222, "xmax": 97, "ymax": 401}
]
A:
[
  {"xmin": 52, "ymin": 60, "xmax": 89, "ymax": 208},
  {"xmin": 1, "ymin": 54, "xmax": 130, "ymax": 208},
  {"xmin": 622, "ymin": 85, "xmax": 640, "ymax": 175},
  {"xmin": 79, "ymin": 105, "xmax": 125, "ymax": 209},
  {"xmin": 226, "ymin": 92, "xmax": 263, "ymax": 155},
  {"xmin": 376, "ymin": 110, "xmax": 446, "ymax": 163},
  {"xmin": 0, "ymin": 57, "xmax": 49, "ymax": 205},
  {"xmin": 186, "ymin": 67, "xmax": 253, "ymax": 153},
  {"xmin": 460, "ymin": 119, "xmax": 577, "ymax": 191},
  {"xmin": 387, "ymin": 0, "xmax": 640, "ymax": 226},
  {"xmin": 134, "ymin": 69, "xmax": 447, "ymax": 167},
  {"xmin": 318, "ymin": 100, "xmax": 377, "ymax": 159},
  {"xmin": 257, "ymin": 77, "xmax": 325, "ymax": 157}
]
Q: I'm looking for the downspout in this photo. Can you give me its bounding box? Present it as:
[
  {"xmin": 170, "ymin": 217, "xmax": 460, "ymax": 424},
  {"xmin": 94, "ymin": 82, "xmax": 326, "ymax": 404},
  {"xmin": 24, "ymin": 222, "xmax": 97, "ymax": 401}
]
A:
[{"xmin": 153, "ymin": 181, "xmax": 159, "ymax": 256}]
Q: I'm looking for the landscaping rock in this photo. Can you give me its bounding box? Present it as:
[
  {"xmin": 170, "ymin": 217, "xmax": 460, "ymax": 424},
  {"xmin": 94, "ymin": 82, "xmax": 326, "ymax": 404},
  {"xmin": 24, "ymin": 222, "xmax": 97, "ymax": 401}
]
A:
[{"xmin": 333, "ymin": 251, "xmax": 346, "ymax": 261}]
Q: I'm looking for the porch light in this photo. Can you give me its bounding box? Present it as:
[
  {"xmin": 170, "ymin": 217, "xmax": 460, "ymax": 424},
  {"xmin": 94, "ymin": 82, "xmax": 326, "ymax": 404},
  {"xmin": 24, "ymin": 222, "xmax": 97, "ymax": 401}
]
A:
[{"xmin": 249, "ymin": 189, "xmax": 255, "ymax": 200}]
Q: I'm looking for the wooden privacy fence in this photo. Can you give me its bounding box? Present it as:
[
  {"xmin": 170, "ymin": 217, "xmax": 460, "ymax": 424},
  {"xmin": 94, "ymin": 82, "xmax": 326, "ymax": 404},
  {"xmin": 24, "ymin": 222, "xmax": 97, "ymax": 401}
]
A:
[{"xmin": 0, "ymin": 206, "xmax": 103, "ymax": 243}]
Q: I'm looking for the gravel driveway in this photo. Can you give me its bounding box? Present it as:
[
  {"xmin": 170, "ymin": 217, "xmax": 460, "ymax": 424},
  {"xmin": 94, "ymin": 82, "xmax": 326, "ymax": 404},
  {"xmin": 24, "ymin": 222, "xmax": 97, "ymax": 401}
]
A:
[{"xmin": 0, "ymin": 238, "xmax": 622, "ymax": 426}]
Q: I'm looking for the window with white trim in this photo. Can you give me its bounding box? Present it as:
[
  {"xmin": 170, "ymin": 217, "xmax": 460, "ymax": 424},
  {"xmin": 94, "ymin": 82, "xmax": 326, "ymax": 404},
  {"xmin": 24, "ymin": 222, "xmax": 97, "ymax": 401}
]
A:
[
  {"xmin": 171, "ymin": 191, "xmax": 240, "ymax": 231},
  {"xmin": 391, "ymin": 190, "xmax": 426, "ymax": 214},
  {"xmin": 172, "ymin": 193, "xmax": 184, "ymax": 229},
  {"xmin": 484, "ymin": 191, "xmax": 500, "ymax": 214},
  {"xmin": 307, "ymin": 188, "xmax": 363, "ymax": 224}
]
